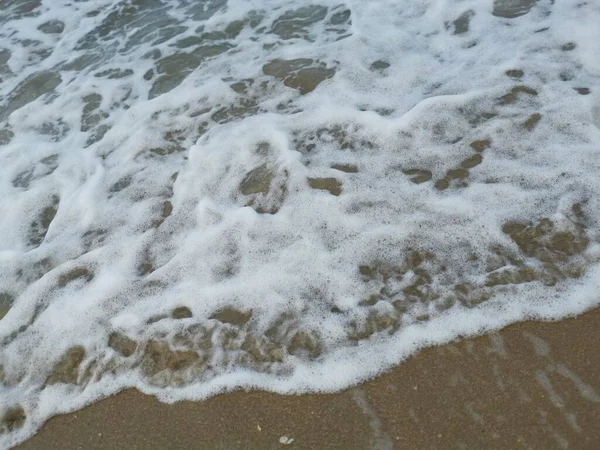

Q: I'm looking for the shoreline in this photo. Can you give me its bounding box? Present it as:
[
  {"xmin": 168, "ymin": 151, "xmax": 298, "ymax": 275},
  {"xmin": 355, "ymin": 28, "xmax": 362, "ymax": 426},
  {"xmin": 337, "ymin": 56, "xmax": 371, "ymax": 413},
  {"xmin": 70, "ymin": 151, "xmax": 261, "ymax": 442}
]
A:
[{"xmin": 15, "ymin": 307, "xmax": 600, "ymax": 449}]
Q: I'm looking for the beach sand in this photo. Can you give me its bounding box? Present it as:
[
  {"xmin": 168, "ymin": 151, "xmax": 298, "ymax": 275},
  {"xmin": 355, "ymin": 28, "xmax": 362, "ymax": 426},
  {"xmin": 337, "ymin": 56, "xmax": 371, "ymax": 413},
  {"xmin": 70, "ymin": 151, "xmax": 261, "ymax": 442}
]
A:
[{"xmin": 16, "ymin": 308, "xmax": 600, "ymax": 449}]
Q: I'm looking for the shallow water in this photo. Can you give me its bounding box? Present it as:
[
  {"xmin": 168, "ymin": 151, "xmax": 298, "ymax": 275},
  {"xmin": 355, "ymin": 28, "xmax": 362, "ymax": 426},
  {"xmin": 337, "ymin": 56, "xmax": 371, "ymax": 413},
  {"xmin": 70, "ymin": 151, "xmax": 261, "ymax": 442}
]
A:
[{"xmin": 1, "ymin": 0, "xmax": 600, "ymax": 446}]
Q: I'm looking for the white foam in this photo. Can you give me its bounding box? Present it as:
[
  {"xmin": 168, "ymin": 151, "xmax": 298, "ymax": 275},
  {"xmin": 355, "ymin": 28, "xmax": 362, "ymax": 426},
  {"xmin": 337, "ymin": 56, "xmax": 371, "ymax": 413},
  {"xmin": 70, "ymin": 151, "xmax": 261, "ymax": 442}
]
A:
[{"xmin": 1, "ymin": 0, "xmax": 600, "ymax": 447}]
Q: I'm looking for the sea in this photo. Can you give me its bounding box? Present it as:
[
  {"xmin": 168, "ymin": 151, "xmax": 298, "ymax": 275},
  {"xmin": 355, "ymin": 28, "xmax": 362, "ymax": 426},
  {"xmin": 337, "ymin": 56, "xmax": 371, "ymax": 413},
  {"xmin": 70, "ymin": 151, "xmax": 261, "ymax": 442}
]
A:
[{"xmin": 1, "ymin": 0, "xmax": 600, "ymax": 446}]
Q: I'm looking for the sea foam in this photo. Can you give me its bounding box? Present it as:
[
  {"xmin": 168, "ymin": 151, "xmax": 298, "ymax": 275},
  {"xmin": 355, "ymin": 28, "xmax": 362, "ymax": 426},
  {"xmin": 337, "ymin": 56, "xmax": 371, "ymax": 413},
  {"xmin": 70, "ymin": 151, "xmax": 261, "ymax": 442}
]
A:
[{"xmin": 1, "ymin": 0, "xmax": 600, "ymax": 446}]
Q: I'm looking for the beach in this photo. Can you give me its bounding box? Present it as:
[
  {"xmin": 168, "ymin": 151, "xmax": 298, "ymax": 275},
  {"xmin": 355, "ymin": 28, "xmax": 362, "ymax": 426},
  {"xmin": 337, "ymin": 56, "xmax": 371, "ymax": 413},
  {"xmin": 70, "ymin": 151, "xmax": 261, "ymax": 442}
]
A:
[
  {"xmin": 16, "ymin": 307, "xmax": 600, "ymax": 449},
  {"xmin": 2, "ymin": 1, "xmax": 600, "ymax": 447}
]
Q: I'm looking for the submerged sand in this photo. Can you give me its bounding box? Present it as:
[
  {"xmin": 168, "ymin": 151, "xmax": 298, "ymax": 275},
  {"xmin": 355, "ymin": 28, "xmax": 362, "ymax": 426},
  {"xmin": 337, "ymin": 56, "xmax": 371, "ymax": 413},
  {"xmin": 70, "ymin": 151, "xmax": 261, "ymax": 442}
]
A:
[{"xmin": 15, "ymin": 307, "xmax": 600, "ymax": 449}]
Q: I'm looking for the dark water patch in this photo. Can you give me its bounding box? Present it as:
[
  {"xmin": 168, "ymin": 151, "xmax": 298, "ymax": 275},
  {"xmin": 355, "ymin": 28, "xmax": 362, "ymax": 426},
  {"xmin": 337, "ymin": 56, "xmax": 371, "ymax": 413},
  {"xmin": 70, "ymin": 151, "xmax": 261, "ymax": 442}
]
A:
[
  {"xmin": 0, "ymin": 293, "xmax": 14, "ymax": 321},
  {"xmin": 370, "ymin": 60, "xmax": 390, "ymax": 71},
  {"xmin": 172, "ymin": 306, "xmax": 192, "ymax": 320},
  {"xmin": 499, "ymin": 85, "xmax": 538, "ymax": 105},
  {"xmin": 143, "ymin": 49, "xmax": 162, "ymax": 60},
  {"xmin": 86, "ymin": 124, "xmax": 111, "ymax": 146},
  {"xmin": 460, "ymin": 153, "xmax": 483, "ymax": 169},
  {"xmin": 223, "ymin": 19, "xmax": 246, "ymax": 38},
  {"xmin": 434, "ymin": 178, "xmax": 450, "ymax": 191},
  {"xmin": 559, "ymin": 70, "xmax": 574, "ymax": 82},
  {"xmin": 211, "ymin": 98, "xmax": 260, "ymax": 124},
  {"xmin": 141, "ymin": 341, "xmax": 203, "ymax": 384},
  {"xmin": 185, "ymin": 0, "xmax": 227, "ymax": 21},
  {"xmin": 210, "ymin": 308, "xmax": 252, "ymax": 326},
  {"xmin": 374, "ymin": 108, "xmax": 394, "ymax": 116},
  {"xmin": 403, "ymin": 168, "xmax": 432, "ymax": 184},
  {"xmin": 46, "ymin": 347, "xmax": 86, "ymax": 385},
  {"xmin": 238, "ymin": 334, "xmax": 285, "ymax": 367},
  {"xmin": 263, "ymin": 58, "xmax": 336, "ymax": 95},
  {"xmin": 329, "ymin": 7, "xmax": 351, "ymax": 25},
  {"xmin": 28, "ymin": 195, "xmax": 59, "ymax": 247},
  {"xmin": 0, "ymin": 125, "xmax": 14, "ymax": 145},
  {"xmin": 16, "ymin": 257, "xmax": 54, "ymax": 288},
  {"xmin": 470, "ymin": 139, "xmax": 491, "ymax": 152},
  {"xmin": 0, "ymin": 48, "xmax": 10, "ymax": 67},
  {"xmin": 485, "ymin": 265, "xmax": 540, "ymax": 287},
  {"xmin": 147, "ymin": 145, "xmax": 183, "ymax": 156},
  {"xmin": 193, "ymin": 15, "xmax": 260, "ymax": 42},
  {"xmin": 1, "ymin": 71, "xmax": 61, "ymax": 121},
  {"xmin": 349, "ymin": 312, "xmax": 400, "ymax": 342},
  {"xmin": 152, "ymin": 200, "xmax": 173, "ymax": 228},
  {"xmin": 137, "ymin": 251, "xmax": 156, "ymax": 277},
  {"xmin": 240, "ymin": 163, "xmax": 275, "ymax": 195},
  {"xmin": 151, "ymin": 54, "xmax": 201, "ymax": 98},
  {"xmin": 108, "ymin": 333, "xmax": 138, "ymax": 358},
  {"xmin": 463, "ymin": 110, "xmax": 497, "ymax": 127},
  {"xmin": 81, "ymin": 94, "xmax": 108, "ymax": 132},
  {"xmin": 94, "ymin": 68, "xmax": 134, "ymax": 79},
  {"xmin": 446, "ymin": 168, "xmax": 469, "ymax": 180},
  {"xmin": 37, "ymin": 20, "xmax": 64, "ymax": 34},
  {"xmin": 452, "ymin": 10, "xmax": 474, "ymax": 35},
  {"xmin": 293, "ymin": 123, "xmax": 372, "ymax": 156},
  {"xmin": 173, "ymin": 36, "xmax": 205, "ymax": 49},
  {"xmin": 12, "ymin": 154, "xmax": 58, "ymax": 189},
  {"xmin": 0, "ymin": 405, "xmax": 25, "ymax": 434},
  {"xmin": 308, "ymin": 177, "xmax": 342, "ymax": 196},
  {"xmin": 58, "ymin": 267, "xmax": 94, "ymax": 288},
  {"xmin": 522, "ymin": 112, "xmax": 541, "ymax": 130},
  {"xmin": 331, "ymin": 164, "xmax": 358, "ymax": 173},
  {"xmin": 178, "ymin": 21, "xmax": 243, "ymax": 48},
  {"xmin": 76, "ymin": 0, "xmax": 169, "ymax": 51},
  {"xmin": 270, "ymin": 5, "xmax": 328, "ymax": 41},
  {"xmin": 12, "ymin": 169, "xmax": 34, "ymax": 189},
  {"xmin": 288, "ymin": 331, "xmax": 322, "ymax": 359},
  {"xmin": 81, "ymin": 230, "xmax": 107, "ymax": 254},
  {"xmin": 493, "ymin": 0, "xmax": 537, "ymax": 19},
  {"xmin": 150, "ymin": 25, "xmax": 188, "ymax": 46},
  {"xmin": 503, "ymin": 218, "xmax": 588, "ymax": 260},
  {"xmin": 39, "ymin": 119, "xmax": 70, "ymax": 141},
  {"xmin": 505, "ymin": 69, "xmax": 524, "ymax": 79},
  {"xmin": 150, "ymin": 44, "xmax": 232, "ymax": 98},
  {"xmin": 489, "ymin": 217, "xmax": 589, "ymax": 287},
  {"xmin": 0, "ymin": 0, "xmax": 41, "ymax": 22},
  {"xmin": 109, "ymin": 175, "xmax": 133, "ymax": 193},
  {"xmin": 60, "ymin": 53, "xmax": 103, "ymax": 72},
  {"xmin": 229, "ymin": 79, "xmax": 253, "ymax": 94},
  {"xmin": 241, "ymin": 163, "xmax": 288, "ymax": 214},
  {"xmin": 435, "ymin": 168, "xmax": 469, "ymax": 191},
  {"xmin": 140, "ymin": 129, "xmax": 191, "ymax": 158}
]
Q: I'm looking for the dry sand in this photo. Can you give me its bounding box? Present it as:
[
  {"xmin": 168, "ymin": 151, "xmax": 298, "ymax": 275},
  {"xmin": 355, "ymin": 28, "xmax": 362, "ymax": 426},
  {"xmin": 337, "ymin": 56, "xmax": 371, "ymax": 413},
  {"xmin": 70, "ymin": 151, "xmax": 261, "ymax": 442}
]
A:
[{"xmin": 16, "ymin": 308, "xmax": 600, "ymax": 449}]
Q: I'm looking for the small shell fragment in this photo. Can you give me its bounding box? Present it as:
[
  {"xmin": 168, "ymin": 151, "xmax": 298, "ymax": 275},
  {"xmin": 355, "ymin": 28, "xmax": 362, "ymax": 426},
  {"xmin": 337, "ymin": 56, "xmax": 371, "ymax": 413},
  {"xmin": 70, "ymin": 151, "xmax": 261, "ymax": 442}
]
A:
[{"xmin": 279, "ymin": 435, "xmax": 295, "ymax": 445}]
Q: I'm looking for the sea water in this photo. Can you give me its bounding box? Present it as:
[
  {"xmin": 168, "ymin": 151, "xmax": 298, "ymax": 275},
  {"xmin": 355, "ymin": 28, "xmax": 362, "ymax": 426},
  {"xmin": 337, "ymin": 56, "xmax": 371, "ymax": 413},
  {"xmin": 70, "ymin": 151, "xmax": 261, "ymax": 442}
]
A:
[{"xmin": 1, "ymin": 0, "xmax": 600, "ymax": 446}]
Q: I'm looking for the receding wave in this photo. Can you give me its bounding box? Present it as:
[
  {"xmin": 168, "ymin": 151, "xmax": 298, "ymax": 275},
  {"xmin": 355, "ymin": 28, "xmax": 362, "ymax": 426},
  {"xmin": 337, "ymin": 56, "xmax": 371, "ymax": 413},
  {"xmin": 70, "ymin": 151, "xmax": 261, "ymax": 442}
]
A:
[{"xmin": 1, "ymin": 0, "xmax": 600, "ymax": 446}]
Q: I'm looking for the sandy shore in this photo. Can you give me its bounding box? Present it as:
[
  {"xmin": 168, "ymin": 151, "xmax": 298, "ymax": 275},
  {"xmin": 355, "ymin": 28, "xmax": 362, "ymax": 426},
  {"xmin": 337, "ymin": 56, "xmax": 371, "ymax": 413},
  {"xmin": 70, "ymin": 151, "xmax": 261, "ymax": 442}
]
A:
[{"xmin": 16, "ymin": 308, "xmax": 600, "ymax": 449}]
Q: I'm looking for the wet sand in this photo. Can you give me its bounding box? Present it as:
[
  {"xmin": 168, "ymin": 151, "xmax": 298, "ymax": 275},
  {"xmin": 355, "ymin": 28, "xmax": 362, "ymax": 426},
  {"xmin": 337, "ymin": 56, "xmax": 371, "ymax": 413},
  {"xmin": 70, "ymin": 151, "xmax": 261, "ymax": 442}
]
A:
[{"xmin": 17, "ymin": 308, "xmax": 600, "ymax": 449}]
